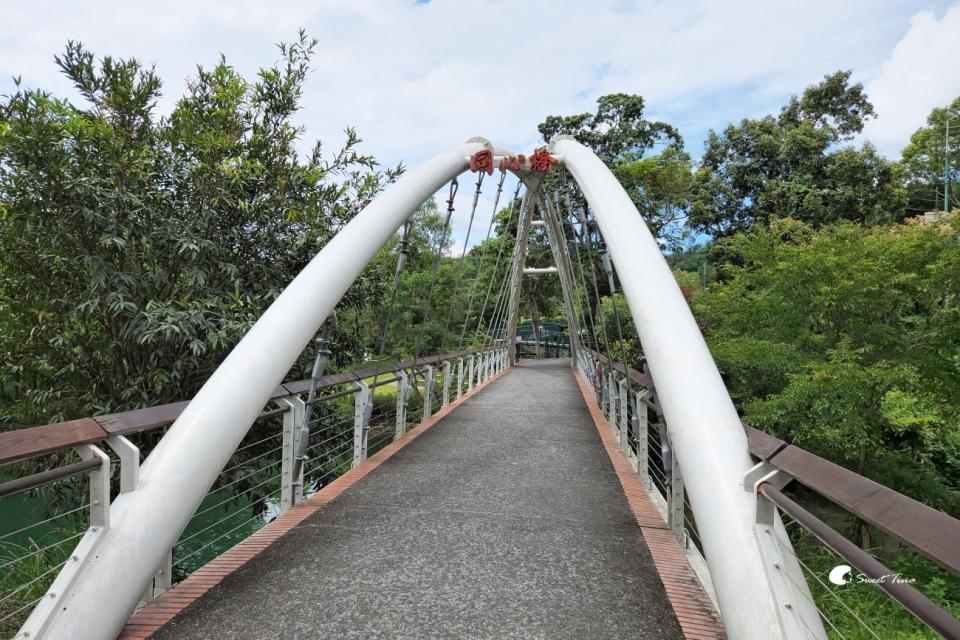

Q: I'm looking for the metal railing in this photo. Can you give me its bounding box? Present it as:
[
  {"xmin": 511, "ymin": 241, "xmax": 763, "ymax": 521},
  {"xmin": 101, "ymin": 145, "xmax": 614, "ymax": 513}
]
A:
[
  {"xmin": 581, "ymin": 347, "xmax": 960, "ymax": 640},
  {"xmin": 0, "ymin": 346, "xmax": 506, "ymax": 638}
]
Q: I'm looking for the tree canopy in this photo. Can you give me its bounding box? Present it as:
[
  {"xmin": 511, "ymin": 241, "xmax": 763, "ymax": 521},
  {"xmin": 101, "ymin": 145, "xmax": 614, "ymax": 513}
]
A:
[
  {"xmin": 689, "ymin": 71, "xmax": 907, "ymax": 236},
  {"xmin": 0, "ymin": 33, "xmax": 400, "ymax": 423}
]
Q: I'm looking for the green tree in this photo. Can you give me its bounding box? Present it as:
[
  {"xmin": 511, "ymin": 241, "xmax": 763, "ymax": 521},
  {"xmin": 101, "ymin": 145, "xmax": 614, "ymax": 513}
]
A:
[
  {"xmin": 689, "ymin": 71, "xmax": 906, "ymax": 236},
  {"xmin": 693, "ymin": 217, "xmax": 960, "ymax": 511},
  {"xmin": 0, "ymin": 34, "xmax": 399, "ymax": 425},
  {"xmin": 614, "ymin": 147, "xmax": 694, "ymax": 248},
  {"xmin": 899, "ymin": 96, "xmax": 960, "ymax": 214},
  {"xmin": 537, "ymin": 93, "xmax": 681, "ymax": 165},
  {"xmin": 538, "ymin": 95, "xmax": 692, "ymax": 248}
]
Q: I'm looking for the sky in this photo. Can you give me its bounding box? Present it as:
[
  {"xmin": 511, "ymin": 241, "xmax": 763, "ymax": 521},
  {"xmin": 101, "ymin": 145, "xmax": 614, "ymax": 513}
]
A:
[{"xmin": 2, "ymin": 0, "xmax": 959, "ymax": 248}]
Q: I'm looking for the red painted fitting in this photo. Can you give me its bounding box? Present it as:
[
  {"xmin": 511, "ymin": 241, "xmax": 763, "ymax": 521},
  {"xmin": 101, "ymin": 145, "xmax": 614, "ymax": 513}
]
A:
[
  {"xmin": 470, "ymin": 149, "xmax": 494, "ymax": 175},
  {"xmin": 530, "ymin": 147, "xmax": 558, "ymax": 173}
]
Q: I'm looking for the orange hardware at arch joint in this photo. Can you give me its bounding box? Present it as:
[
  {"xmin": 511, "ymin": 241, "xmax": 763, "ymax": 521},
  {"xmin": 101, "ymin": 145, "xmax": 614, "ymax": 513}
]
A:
[
  {"xmin": 529, "ymin": 147, "xmax": 558, "ymax": 173},
  {"xmin": 498, "ymin": 154, "xmax": 526, "ymax": 171},
  {"xmin": 470, "ymin": 149, "xmax": 494, "ymax": 175}
]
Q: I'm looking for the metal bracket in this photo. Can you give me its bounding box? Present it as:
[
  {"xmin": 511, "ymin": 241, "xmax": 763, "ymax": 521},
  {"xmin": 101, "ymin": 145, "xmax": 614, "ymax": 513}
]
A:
[
  {"xmin": 618, "ymin": 378, "xmax": 629, "ymax": 450},
  {"xmin": 422, "ymin": 365, "xmax": 434, "ymax": 419},
  {"xmin": 467, "ymin": 356, "xmax": 475, "ymax": 393},
  {"xmin": 442, "ymin": 361, "xmax": 452, "ymax": 407},
  {"xmin": 353, "ymin": 381, "xmax": 371, "ymax": 467},
  {"xmin": 396, "ymin": 371, "xmax": 409, "ymax": 440},
  {"xmin": 633, "ymin": 389, "xmax": 652, "ymax": 488},
  {"xmin": 276, "ymin": 395, "xmax": 307, "ymax": 511},
  {"xmin": 744, "ymin": 463, "xmax": 794, "ymax": 527},
  {"xmin": 105, "ymin": 435, "xmax": 139, "ymax": 494}
]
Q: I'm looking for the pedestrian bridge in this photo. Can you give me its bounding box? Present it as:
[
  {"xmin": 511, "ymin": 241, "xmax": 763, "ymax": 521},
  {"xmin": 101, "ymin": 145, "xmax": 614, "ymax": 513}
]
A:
[
  {"xmin": 130, "ymin": 359, "xmax": 715, "ymax": 640},
  {"xmin": 1, "ymin": 137, "xmax": 958, "ymax": 640}
]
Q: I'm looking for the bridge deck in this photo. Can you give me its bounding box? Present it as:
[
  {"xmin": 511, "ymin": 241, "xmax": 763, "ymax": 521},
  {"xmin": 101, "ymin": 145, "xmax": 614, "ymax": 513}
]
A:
[{"xmin": 143, "ymin": 360, "xmax": 693, "ymax": 639}]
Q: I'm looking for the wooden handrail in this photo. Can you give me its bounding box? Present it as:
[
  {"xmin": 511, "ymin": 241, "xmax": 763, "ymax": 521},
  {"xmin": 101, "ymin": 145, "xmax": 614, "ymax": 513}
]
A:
[
  {"xmin": 0, "ymin": 347, "xmax": 486, "ymax": 465},
  {"xmin": 744, "ymin": 425, "xmax": 960, "ymax": 577}
]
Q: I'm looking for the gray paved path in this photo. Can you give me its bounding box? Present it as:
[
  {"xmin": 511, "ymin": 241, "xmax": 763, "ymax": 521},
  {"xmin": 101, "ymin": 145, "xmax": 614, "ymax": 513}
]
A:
[{"xmin": 151, "ymin": 359, "xmax": 682, "ymax": 639}]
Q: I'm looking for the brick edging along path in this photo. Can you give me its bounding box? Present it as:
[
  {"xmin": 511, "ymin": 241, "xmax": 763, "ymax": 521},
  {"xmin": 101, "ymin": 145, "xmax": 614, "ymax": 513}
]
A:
[
  {"xmin": 118, "ymin": 367, "xmax": 509, "ymax": 640},
  {"xmin": 572, "ymin": 367, "xmax": 727, "ymax": 640}
]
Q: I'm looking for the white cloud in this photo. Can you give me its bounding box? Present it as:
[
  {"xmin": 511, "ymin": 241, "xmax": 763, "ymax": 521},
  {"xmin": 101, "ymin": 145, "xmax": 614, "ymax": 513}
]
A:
[
  {"xmin": 1, "ymin": 0, "xmax": 957, "ymax": 245},
  {"xmin": 860, "ymin": 4, "xmax": 960, "ymax": 156}
]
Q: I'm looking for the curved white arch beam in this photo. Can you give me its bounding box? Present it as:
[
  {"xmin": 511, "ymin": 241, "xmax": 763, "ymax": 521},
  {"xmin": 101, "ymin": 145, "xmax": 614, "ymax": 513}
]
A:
[
  {"xmin": 552, "ymin": 137, "xmax": 823, "ymax": 640},
  {"xmin": 25, "ymin": 140, "xmax": 490, "ymax": 640}
]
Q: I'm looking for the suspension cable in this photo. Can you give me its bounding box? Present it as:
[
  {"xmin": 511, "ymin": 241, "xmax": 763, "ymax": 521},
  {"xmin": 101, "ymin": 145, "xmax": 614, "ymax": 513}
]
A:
[
  {"xmin": 479, "ymin": 190, "xmax": 529, "ymax": 350},
  {"xmin": 596, "ymin": 217, "xmax": 633, "ymax": 376},
  {"xmin": 438, "ymin": 169, "xmax": 492, "ymax": 352},
  {"xmin": 560, "ymin": 183, "xmax": 613, "ymax": 360},
  {"xmin": 480, "ymin": 260, "xmax": 514, "ymax": 349},
  {"xmin": 411, "ymin": 177, "xmax": 459, "ymax": 359},
  {"xmin": 369, "ymin": 217, "xmax": 413, "ymax": 388},
  {"xmin": 544, "ymin": 187, "xmax": 596, "ymax": 356},
  {"xmin": 459, "ymin": 179, "xmax": 525, "ymax": 349}
]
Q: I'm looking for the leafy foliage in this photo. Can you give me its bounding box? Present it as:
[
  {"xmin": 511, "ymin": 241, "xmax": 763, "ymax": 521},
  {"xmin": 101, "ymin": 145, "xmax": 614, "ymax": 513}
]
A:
[
  {"xmin": 0, "ymin": 34, "xmax": 399, "ymax": 424},
  {"xmin": 691, "ymin": 217, "xmax": 960, "ymax": 511},
  {"xmin": 899, "ymin": 96, "xmax": 960, "ymax": 214},
  {"xmin": 538, "ymin": 95, "xmax": 692, "ymax": 249},
  {"xmin": 689, "ymin": 71, "xmax": 907, "ymax": 236}
]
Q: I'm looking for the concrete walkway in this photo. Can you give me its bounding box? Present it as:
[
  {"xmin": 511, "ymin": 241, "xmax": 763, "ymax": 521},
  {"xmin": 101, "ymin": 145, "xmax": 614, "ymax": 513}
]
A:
[{"xmin": 150, "ymin": 359, "xmax": 683, "ymax": 639}]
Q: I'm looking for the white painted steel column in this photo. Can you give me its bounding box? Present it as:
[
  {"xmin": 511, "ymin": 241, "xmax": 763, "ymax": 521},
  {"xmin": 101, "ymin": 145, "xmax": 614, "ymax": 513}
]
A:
[
  {"xmin": 553, "ymin": 137, "xmax": 819, "ymax": 640},
  {"xmin": 27, "ymin": 140, "xmax": 489, "ymax": 640}
]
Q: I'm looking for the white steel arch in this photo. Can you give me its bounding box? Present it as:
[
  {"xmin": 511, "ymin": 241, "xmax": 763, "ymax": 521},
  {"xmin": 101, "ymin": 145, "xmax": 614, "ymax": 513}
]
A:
[
  {"xmin": 21, "ymin": 136, "xmax": 822, "ymax": 640},
  {"xmin": 23, "ymin": 139, "xmax": 493, "ymax": 640},
  {"xmin": 552, "ymin": 136, "xmax": 824, "ymax": 640}
]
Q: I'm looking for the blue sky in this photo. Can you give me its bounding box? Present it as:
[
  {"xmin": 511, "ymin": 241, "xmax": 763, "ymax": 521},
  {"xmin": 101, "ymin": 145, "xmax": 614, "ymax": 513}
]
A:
[{"xmin": 2, "ymin": 0, "xmax": 959, "ymax": 247}]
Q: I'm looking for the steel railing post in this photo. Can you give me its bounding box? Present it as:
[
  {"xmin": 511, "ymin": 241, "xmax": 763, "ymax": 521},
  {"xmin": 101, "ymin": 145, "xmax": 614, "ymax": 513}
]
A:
[
  {"xmin": 423, "ymin": 365, "xmax": 434, "ymax": 419},
  {"xmin": 105, "ymin": 436, "xmax": 140, "ymax": 494},
  {"xmin": 396, "ymin": 371, "xmax": 409, "ymax": 440},
  {"xmin": 468, "ymin": 355, "xmax": 475, "ymax": 393},
  {"xmin": 442, "ymin": 360, "xmax": 452, "ymax": 407},
  {"xmin": 634, "ymin": 390, "xmax": 651, "ymax": 488},
  {"xmin": 607, "ymin": 371, "xmax": 618, "ymax": 426},
  {"xmin": 278, "ymin": 396, "xmax": 306, "ymax": 511},
  {"xmin": 600, "ymin": 368, "xmax": 609, "ymax": 417},
  {"xmin": 665, "ymin": 433, "xmax": 687, "ymax": 547},
  {"xmin": 18, "ymin": 444, "xmax": 112, "ymax": 639},
  {"xmin": 618, "ymin": 378, "xmax": 629, "ymax": 450},
  {"xmin": 353, "ymin": 381, "xmax": 370, "ymax": 467},
  {"xmin": 148, "ymin": 551, "xmax": 173, "ymax": 603},
  {"xmin": 79, "ymin": 444, "xmax": 110, "ymax": 530},
  {"xmin": 456, "ymin": 358, "xmax": 464, "ymax": 399}
]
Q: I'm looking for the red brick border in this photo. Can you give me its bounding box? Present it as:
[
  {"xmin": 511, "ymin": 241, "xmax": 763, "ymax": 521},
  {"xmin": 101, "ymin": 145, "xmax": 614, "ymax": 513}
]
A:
[
  {"xmin": 118, "ymin": 368, "xmax": 510, "ymax": 639},
  {"xmin": 572, "ymin": 368, "xmax": 727, "ymax": 640}
]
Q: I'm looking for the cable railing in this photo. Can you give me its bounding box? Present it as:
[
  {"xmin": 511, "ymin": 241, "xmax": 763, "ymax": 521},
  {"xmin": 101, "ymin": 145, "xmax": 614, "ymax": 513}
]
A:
[
  {"xmin": 0, "ymin": 345, "xmax": 506, "ymax": 637},
  {"xmin": 580, "ymin": 346, "xmax": 960, "ymax": 639}
]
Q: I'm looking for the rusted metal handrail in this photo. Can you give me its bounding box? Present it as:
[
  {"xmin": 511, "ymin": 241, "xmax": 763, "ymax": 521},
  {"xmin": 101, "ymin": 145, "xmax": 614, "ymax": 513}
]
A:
[
  {"xmin": 584, "ymin": 348, "xmax": 960, "ymax": 580},
  {"xmin": 759, "ymin": 482, "xmax": 960, "ymax": 639},
  {"xmin": 0, "ymin": 458, "xmax": 102, "ymax": 499}
]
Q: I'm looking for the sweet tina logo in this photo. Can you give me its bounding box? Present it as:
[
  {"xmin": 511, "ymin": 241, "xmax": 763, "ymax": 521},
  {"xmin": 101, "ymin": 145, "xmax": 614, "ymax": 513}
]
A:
[
  {"xmin": 828, "ymin": 565, "xmax": 852, "ymax": 585},
  {"xmin": 829, "ymin": 564, "xmax": 916, "ymax": 586}
]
